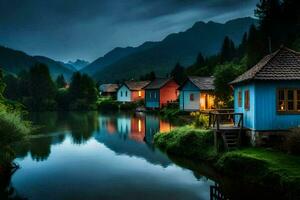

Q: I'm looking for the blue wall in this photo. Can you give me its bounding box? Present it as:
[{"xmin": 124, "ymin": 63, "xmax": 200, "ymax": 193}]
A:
[
  {"xmin": 145, "ymin": 89, "xmax": 160, "ymax": 108},
  {"xmin": 179, "ymin": 80, "xmax": 200, "ymax": 111},
  {"xmin": 234, "ymin": 83, "xmax": 256, "ymax": 130},
  {"xmin": 234, "ymin": 81, "xmax": 300, "ymax": 131}
]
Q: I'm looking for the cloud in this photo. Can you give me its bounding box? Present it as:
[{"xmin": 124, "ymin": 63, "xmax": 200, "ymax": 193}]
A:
[{"xmin": 0, "ymin": 0, "xmax": 258, "ymax": 61}]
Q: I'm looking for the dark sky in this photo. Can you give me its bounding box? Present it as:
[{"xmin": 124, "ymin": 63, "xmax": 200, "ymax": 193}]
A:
[{"xmin": 0, "ymin": 0, "xmax": 258, "ymax": 62}]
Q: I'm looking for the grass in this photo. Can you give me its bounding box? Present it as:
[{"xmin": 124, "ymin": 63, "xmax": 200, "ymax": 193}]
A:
[
  {"xmin": 154, "ymin": 126, "xmax": 300, "ymax": 198},
  {"xmin": 154, "ymin": 126, "xmax": 217, "ymax": 160}
]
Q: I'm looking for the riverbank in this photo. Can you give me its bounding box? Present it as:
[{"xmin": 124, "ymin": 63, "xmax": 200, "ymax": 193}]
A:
[{"xmin": 154, "ymin": 126, "xmax": 300, "ymax": 199}]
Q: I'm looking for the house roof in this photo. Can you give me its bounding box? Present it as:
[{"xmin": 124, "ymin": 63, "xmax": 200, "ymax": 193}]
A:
[
  {"xmin": 123, "ymin": 81, "xmax": 150, "ymax": 91},
  {"xmin": 144, "ymin": 78, "xmax": 174, "ymax": 90},
  {"xmin": 230, "ymin": 47, "xmax": 300, "ymax": 85},
  {"xmin": 99, "ymin": 84, "xmax": 119, "ymax": 93},
  {"xmin": 179, "ymin": 76, "xmax": 215, "ymax": 90}
]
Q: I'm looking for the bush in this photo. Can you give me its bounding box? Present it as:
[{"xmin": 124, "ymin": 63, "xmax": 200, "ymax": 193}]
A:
[
  {"xmin": 154, "ymin": 126, "xmax": 215, "ymax": 159},
  {"xmin": 97, "ymin": 98, "xmax": 119, "ymax": 111},
  {"xmin": 284, "ymin": 129, "xmax": 300, "ymax": 155},
  {"xmin": 191, "ymin": 112, "xmax": 209, "ymax": 129},
  {"xmin": 0, "ymin": 109, "xmax": 31, "ymax": 147},
  {"xmin": 119, "ymin": 102, "xmax": 137, "ymax": 111},
  {"xmin": 69, "ymin": 99, "xmax": 96, "ymax": 110}
]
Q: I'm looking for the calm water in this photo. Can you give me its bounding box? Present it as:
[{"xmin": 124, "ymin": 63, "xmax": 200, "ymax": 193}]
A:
[{"xmin": 10, "ymin": 112, "xmax": 215, "ymax": 200}]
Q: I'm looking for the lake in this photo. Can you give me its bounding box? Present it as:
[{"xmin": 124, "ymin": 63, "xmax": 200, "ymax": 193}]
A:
[{"xmin": 9, "ymin": 111, "xmax": 216, "ymax": 200}]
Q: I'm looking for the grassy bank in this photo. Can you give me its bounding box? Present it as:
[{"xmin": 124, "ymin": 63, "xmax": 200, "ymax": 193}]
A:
[
  {"xmin": 0, "ymin": 103, "xmax": 31, "ymax": 167},
  {"xmin": 154, "ymin": 126, "xmax": 300, "ymax": 199}
]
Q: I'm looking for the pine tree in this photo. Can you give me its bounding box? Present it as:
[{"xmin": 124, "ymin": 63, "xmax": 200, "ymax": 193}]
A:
[
  {"xmin": 56, "ymin": 74, "xmax": 67, "ymax": 88},
  {"xmin": 170, "ymin": 62, "xmax": 187, "ymax": 84}
]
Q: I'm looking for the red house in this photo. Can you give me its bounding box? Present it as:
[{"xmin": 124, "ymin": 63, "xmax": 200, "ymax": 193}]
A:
[{"xmin": 144, "ymin": 78, "xmax": 179, "ymax": 109}]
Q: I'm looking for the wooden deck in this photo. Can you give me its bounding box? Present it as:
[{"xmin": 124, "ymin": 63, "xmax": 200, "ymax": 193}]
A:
[{"xmin": 199, "ymin": 109, "xmax": 244, "ymax": 151}]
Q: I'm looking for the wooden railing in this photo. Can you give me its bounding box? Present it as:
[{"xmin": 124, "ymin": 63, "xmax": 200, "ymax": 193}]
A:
[{"xmin": 199, "ymin": 109, "xmax": 243, "ymax": 130}]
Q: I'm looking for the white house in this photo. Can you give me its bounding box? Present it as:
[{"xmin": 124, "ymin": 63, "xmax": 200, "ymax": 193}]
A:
[{"xmin": 179, "ymin": 76, "xmax": 216, "ymax": 111}]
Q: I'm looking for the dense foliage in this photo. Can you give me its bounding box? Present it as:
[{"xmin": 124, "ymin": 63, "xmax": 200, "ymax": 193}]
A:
[
  {"xmin": 154, "ymin": 126, "xmax": 215, "ymax": 159},
  {"xmin": 3, "ymin": 65, "xmax": 98, "ymax": 111}
]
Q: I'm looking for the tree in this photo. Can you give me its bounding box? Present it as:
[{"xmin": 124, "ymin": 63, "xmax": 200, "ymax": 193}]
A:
[
  {"xmin": 196, "ymin": 52, "xmax": 205, "ymax": 66},
  {"xmin": 220, "ymin": 36, "xmax": 236, "ymax": 63},
  {"xmin": 80, "ymin": 74, "xmax": 98, "ymax": 103},
  {"xmin": 55, "ymin": 74, "xmax": 67, "ymax": 88},
  {"xmin": 170, "ymin": 62, "xmax": 187, "ymax": 84},
  {"xmin": 0, "ymin": 68, "xmax": 5, "ymax": 100},
  {"xmin": 246, "ymin": 25, "xmax": 265, "ymax": 68},
  {"xmin": 140, "ymin": 71, "xmax": 156, "ymax": 81},
  {"xmin": 69, "ymin": 72, "xmax": 82, "ymax": 101},
  {"xmin": 28, "ymin": 63, "xmax": 56, "ymax": 110},
  {"xmin": 3, "ymin": 74, "xmax": 19, "ymax": 101},
  {"xmin": 213, "ymin": 62, "xmax": 246, "ymax": 107}
]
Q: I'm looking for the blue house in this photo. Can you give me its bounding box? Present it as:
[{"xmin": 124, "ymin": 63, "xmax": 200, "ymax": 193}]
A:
[
  {"xmin": 230, "ymin": 47, "xmax": 300, "ymax": 132},
  {"xmin": 179, "ymin": 76, "xmax": 215, "ymax": 111}
]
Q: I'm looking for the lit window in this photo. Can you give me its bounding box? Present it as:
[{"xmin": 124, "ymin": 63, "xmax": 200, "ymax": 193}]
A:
[
  {"xmin": 238, "ymin": 91, "xmax": 242, "ymax": 107},
  {"xmin": 244, "ymin": 90, "xmax": 250, "ymax": 110},
  {"xmin": 190, "ymin": 93, "xmax": 194, "ymax": 101},
  {"xmin": 277, "ymin": 89, "xmax": 300, "ymax": 113},
  {"xmin": 138, "ymin": 91, "xmax": 142, "ymax": 97}
]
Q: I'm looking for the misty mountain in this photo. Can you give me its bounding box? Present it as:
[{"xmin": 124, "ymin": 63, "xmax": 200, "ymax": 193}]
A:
[
  {"xmin": 89, "ymin": 17, "xmax": 257, "ymax": 82},
  {"xmin": 0, "ymin": 45, "xmax": 74, "ymax": 79},
  {"xmin": 67, "ymin": 59, "xmax": 90, "ymax": 71}
]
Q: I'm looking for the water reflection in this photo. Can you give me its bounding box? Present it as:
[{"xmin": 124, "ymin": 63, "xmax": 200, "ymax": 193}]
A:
[
  {"xmin": 8, "ymin": 112, "xmax": 215, "ymax": 200},
  {"xmin": 16, "ymin": 112, "xmax": 176, "ymax": 164}
]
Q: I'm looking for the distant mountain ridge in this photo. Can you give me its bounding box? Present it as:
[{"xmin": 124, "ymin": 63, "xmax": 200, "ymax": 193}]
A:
[
  {"xmin": 67, "ymin": 59, "xmax": 90, "ymax": 71},
  {"xmin": 85, "ymin": 17, "xmax": 257, "ymax": 82},
  {"xmin": 0, "ymin": 45, "xmax": 75, "ymax": 79}
]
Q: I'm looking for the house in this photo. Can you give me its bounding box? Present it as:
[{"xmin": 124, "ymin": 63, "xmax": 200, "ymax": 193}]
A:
[
  {"xmin": 179, "ymin": 76, "xmax": 216, "ymax": 111},
  {"xmin": 144, "ymin": 78, "xmax": 179, "ymax": 109},
  {"xmin": 230, "ymin": 47, "xmax": 300, "ymax": 133},
  {"xmin": 117, "ymin": 81, "xmax": 150, "ymax": 103},
  {"xmin": 99, "ymin": 84, "xmax": 119, "ymax": 98}
]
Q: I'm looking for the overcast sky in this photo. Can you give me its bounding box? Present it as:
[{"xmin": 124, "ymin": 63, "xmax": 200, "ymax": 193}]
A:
[{"xmin": 0, "ymin": 0, "xmax": 258, "ymax": 62}]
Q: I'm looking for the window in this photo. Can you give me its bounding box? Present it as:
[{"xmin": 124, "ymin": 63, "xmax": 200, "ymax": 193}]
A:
[
  {"xmin": 138, "ymin": 91, "xmax": 142, "ymax": 97},
  {"xmin": 190, "ymin": 93, "xmax": 194, "ymax": 101},
  {"xmin": 238, "ymin": 91, "xmax": 242, "ymax": 107},
  {"xmin": 277, "ymin": 89, "xmax": 300, "ymax": 113},
  {"xmin": 125, "ymin": 91, "xmax": 128, "ymax": 97},
  {"xmin": 154, "ymin": 92, "xmax": 157, "ymax": 99},
  {"xmin": 121, "ymin": 91, "xmax": 123, "ymax": 97},
  {"xmin": 244, "ymin": 90, "xmax": 250, "ymax": 110}
]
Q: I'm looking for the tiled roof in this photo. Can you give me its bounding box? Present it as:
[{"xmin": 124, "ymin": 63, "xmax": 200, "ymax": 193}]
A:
[
  {"xmin": 144, "ymin": 78, "xmax": 173, "ymax": 89},
  {"xmin": 124, "ymin": 81, "xmax": 150, "ymax": 91},
  {"xmin": 99, "ymin": 84, "xmax": 119, "ymax": 93},
  {"xmin": 230, "ymin": 47, "xmax": 300, "ymax": 84},
  {"xmin": 183, "ymin": 76, "xmax": 215, "ymax": 90}
]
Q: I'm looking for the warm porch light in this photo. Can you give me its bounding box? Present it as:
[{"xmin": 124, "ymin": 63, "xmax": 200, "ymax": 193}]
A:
[{"xmin": 138, "ymin": 91, "xmax": 142, "ymax": 97}]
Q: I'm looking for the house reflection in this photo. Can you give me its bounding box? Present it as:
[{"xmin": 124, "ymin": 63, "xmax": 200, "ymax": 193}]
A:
[{"xmin": 130, "ymin": 114, "xmax": 145, "ymax": 142}]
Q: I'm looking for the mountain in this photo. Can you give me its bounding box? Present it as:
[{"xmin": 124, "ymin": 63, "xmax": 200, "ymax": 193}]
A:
[
  {"xmin": 89, "ymin": 17, "xmax": 257, "ymax": 82},
  {"xmin": 67, "ymin": 59, "xmax": 89, "ymax": 71},
  {"xmin": 0, "ymin": 45, "xmax": 74, "ymax": 79},
  {"xmin": 81, "ymin": 43, "xmax": 157, "ymax": 75},
  {"xmin": 34, "ymin": 56, "xmax": 75, "ymax": 79}
]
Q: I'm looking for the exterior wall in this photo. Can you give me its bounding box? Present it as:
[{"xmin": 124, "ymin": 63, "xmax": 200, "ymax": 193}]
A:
[
  {"xmin": 117, "ymin": 85, "xmax": 132, "ymax": 102},
  {"xmin": 145, "ymin": 89, "xmax": 160, "ymax": 108},
  {"xmin": 254, "ymin": 81, "xmax": 300, "ymax": 130},
  {"xmin": 159, "ymin": 80, "xmax": 179, "ymax": 107},
  {"xmin": 179, "ymin": 81, "xmax": 200, "ymax": 111},
  {"xmin": 131, "ymin": 90, "xmax": 145, "ymax": 102},
  {"xmin": 234, "ymin": 81, "xmax": 300, "ymax": 131},
  {"xmin": 234, "ymin": 83, "xmax": 256, "ymax": 130}
]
